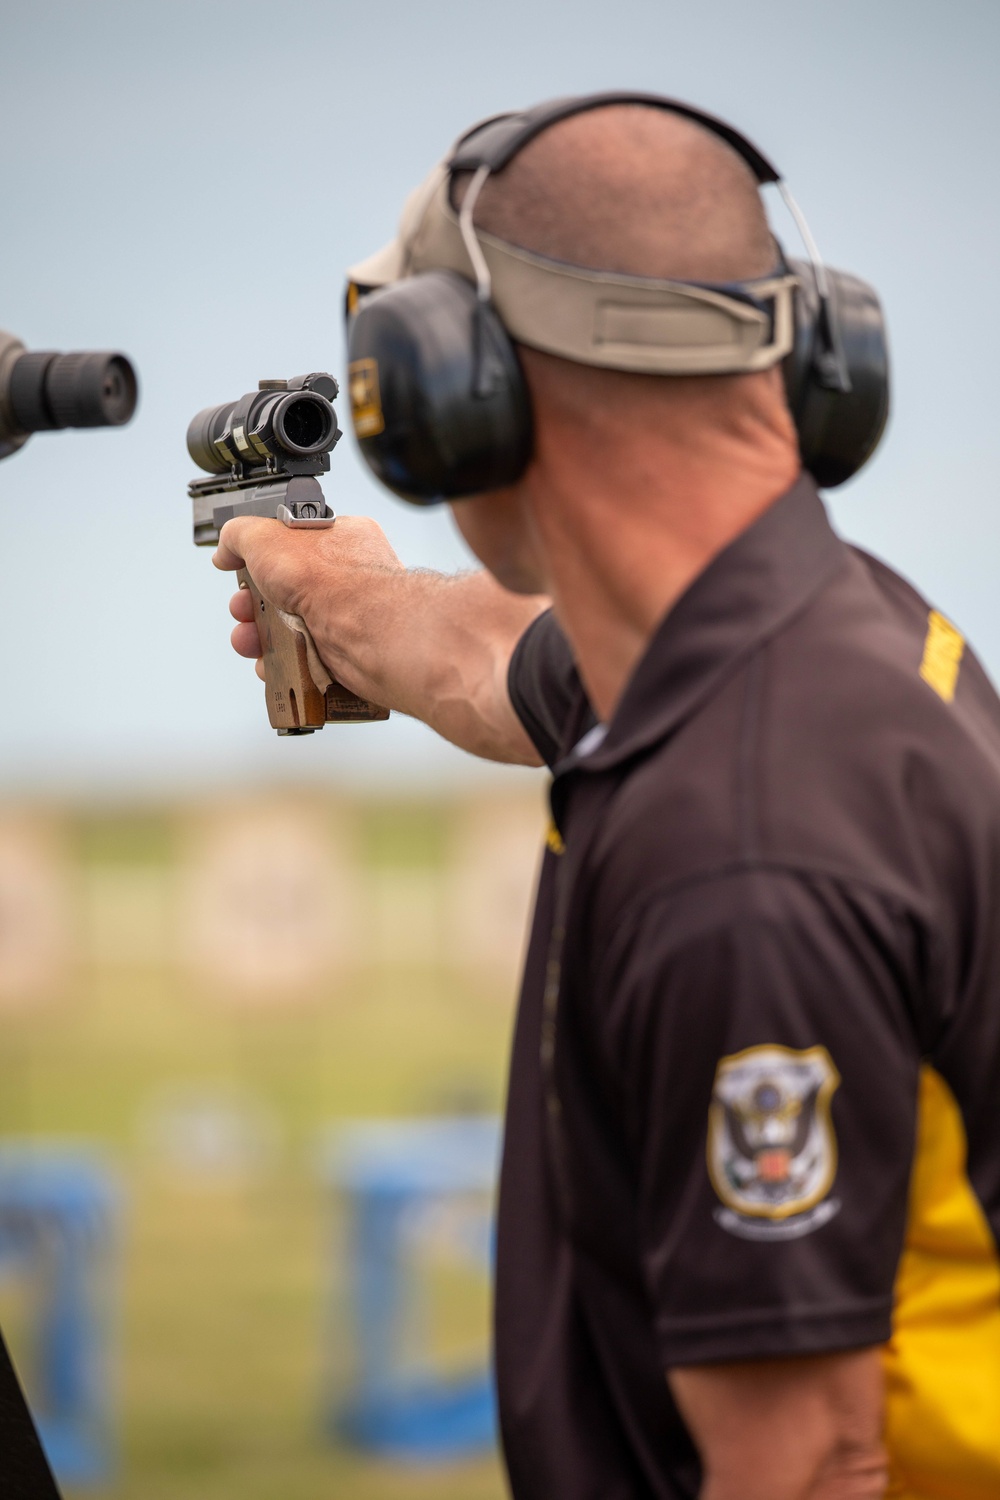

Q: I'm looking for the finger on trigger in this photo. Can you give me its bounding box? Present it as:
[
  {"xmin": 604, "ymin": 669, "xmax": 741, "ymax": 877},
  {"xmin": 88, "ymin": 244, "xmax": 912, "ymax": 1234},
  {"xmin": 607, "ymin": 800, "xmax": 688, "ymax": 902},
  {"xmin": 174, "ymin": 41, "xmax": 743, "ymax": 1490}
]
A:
[{"xmin": 212, "ymin": 517, "xmax": 248, "ymax": 572}]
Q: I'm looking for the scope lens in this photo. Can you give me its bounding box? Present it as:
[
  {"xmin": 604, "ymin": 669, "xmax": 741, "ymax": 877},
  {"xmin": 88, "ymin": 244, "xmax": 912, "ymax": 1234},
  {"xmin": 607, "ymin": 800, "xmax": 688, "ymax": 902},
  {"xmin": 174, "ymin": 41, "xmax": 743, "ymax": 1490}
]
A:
[
  {"xmin": 273, "ymin": 392, "xmax": 336, "ymax": 455},
  {"xmin": 98, "ymin": 357, "xmax": 135, "ymax": 423}
]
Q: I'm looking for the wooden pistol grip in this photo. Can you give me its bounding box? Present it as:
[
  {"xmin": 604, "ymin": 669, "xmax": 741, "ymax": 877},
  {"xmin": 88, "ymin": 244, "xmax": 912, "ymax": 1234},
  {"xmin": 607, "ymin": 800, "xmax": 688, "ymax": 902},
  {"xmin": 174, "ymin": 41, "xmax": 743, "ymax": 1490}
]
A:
[{"xmin": 238, "ymin": 569, "xmax": 389, "ymax": 733}]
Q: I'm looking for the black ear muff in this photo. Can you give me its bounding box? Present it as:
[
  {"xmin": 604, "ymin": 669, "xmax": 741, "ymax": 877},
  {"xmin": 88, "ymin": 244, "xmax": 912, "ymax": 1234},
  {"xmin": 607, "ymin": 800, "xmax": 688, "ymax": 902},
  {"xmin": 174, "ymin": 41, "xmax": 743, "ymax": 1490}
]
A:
[
  {"xmin": 784, "ymin": 259, "xmax": 890, "ymax": 488},
  {"xmin": 347, "ymin": 271, "xmax": 533, "ymax": 505}
]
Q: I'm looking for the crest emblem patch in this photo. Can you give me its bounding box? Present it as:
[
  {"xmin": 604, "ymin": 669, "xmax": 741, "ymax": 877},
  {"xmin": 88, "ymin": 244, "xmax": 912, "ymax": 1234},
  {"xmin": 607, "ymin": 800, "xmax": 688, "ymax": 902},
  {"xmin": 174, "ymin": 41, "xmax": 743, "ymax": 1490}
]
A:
[{"xmin": 707, "ymin": 1045, "xmax": 841, "ymax": 1239}]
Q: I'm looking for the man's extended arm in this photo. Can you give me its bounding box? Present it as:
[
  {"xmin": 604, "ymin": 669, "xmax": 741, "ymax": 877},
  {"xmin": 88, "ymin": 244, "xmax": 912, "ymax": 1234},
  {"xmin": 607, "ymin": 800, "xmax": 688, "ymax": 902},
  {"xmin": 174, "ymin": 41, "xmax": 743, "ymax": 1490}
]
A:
[
  {"xmin": 214, "ymin": 514, "xmax": 547, "ymax": 765},
  {"xmin": 669, "ymin": 1351, "xmax": 887, "ymax": 1500}
]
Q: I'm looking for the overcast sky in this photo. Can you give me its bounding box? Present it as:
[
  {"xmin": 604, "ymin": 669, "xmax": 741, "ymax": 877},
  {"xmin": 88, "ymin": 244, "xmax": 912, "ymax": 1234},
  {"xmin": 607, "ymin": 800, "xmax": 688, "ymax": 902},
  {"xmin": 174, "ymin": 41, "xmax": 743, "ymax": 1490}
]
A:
[{"xmin": 0, "ymin": 0, "xmax": 997, "ymax": 795}]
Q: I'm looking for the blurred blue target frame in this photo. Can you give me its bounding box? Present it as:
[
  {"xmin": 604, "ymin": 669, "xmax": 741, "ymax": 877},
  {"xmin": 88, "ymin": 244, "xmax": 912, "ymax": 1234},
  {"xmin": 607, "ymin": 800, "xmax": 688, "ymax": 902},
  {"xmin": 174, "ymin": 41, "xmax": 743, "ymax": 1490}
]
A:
[
  {"xmin": 323, "ymin": 1117, "xmax": 501, "ymax": 1462},
  {"xmin": 0, "ymin": 1147, "xmax": 119, "ymax": 1487}
]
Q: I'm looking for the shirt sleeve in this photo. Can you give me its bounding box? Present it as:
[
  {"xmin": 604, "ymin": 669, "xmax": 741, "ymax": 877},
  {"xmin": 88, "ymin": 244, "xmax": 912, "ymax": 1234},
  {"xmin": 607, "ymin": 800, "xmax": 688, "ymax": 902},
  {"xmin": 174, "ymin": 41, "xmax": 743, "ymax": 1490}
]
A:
[
  {"xmin": 507, "ymin": 609, "xmax": 589, "ymax": 769},
  {"xmin": 595, "ymin": 865, "xmax": 923, "ymax": 1367}
]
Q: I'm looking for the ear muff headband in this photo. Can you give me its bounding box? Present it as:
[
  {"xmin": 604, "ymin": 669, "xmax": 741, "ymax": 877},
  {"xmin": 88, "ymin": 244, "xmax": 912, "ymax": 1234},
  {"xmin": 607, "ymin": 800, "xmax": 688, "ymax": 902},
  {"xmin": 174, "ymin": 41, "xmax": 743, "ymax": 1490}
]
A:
[
  {"xmin": 354, "ymin": 166, "xmax": 800, "ymax": 377},
  {"xmin": 346, "ymin": 91, "xmax": 890, "ymax": 503}
]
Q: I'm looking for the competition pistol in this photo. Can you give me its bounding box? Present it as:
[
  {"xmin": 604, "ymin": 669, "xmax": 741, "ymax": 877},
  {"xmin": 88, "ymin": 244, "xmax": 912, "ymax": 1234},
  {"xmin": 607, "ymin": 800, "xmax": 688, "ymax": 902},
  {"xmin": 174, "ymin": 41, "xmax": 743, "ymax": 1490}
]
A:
[{"xmin": 187, "ymin": 373, "xmax": 388, "ymax": 735}]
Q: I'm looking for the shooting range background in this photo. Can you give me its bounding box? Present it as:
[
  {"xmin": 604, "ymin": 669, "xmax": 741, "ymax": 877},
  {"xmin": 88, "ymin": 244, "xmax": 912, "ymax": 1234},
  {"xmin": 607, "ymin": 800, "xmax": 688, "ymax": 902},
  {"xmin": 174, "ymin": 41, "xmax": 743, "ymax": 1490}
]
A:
[{"xmin": 0, "ymin": 1, "xmax": 997, "ymax": 1496}]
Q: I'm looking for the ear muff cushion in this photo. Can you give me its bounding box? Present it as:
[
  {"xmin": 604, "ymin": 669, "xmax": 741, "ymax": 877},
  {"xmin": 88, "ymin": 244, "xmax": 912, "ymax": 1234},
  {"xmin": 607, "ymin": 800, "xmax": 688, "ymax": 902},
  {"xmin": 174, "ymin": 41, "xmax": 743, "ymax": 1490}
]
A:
[
  {"xmin": 347, "ymin": 271, "xmax": 533, "ymax": 504},
  {"xmin": 783, "ymin": 260, "xmax": 890, "ymax": 489}
]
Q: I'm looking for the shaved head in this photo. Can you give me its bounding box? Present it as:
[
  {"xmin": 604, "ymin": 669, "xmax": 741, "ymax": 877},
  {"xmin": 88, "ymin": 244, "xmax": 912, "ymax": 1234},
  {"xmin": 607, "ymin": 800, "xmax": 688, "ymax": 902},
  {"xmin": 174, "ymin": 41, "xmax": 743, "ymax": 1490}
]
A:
[
  {"xmin": 460, "ymin": 104, "xmax": 777, "ymax": 285},
  {"xmin": 445, "ymin": 106, "xmax": 801, "ymax": 708},
  {"xmin": 452, "ymin": 104, "xmax": 793, "ymax": 441}
]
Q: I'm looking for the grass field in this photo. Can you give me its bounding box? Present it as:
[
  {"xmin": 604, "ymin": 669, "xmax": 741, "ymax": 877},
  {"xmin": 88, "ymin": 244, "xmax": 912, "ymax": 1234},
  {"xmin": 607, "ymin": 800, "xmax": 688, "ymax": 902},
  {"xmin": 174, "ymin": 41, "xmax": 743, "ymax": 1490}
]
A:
[{"xmin": 0, "ymin": 790, "xmax": 545, "ymax": 1499}]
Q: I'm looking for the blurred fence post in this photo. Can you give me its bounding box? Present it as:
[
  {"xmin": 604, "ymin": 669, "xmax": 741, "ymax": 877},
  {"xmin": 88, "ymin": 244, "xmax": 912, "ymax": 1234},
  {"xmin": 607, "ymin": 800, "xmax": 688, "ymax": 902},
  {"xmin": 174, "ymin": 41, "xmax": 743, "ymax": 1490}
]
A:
[
  {"xmin": 322, "ymin": 1116, "xmax": 500, "ymax": 1463},
  {"xmin": 0, "ymin": 1147, "xmax": 119, "ymax": 1487}
]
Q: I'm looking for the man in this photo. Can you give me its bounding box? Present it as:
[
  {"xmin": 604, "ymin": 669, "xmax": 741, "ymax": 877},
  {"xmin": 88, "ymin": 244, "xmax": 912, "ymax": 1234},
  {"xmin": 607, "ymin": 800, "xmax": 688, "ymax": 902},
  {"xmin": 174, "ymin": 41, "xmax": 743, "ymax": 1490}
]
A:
[{"xmin": 214, "ymin": 101, "xmax": 1000, "ymax": 1500}]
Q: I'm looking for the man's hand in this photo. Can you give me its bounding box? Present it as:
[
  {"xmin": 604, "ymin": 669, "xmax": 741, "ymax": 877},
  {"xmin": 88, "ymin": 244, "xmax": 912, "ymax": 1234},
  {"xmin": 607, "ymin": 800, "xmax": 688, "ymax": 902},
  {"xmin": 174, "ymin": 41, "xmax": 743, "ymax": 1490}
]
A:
[
  {"xmin": 668, "ymin": 1349, "xmax": 887, "ymax": 1500},
  {"xmin": 213, "ymin": 514, "xmax": 547, "ymax": 764}
]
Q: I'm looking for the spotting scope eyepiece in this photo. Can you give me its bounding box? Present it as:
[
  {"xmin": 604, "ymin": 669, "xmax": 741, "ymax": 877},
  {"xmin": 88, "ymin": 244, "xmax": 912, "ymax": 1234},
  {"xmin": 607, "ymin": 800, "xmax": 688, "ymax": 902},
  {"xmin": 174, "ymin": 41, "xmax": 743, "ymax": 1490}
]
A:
[
  {"xmin": 187, "ymin": 374, "xmax": 341, "ymax": 476},
  {"xmin": 0, "ymin": 329, "xmax": 138, "ymax": 461}
]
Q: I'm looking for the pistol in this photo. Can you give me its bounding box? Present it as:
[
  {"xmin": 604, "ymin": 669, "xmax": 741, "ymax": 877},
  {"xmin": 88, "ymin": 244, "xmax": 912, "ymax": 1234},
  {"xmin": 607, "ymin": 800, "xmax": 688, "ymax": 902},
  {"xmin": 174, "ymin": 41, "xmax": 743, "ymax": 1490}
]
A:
[{"xmin": 188, "ymin": 373, "xmax": 389, "ymax": 735}]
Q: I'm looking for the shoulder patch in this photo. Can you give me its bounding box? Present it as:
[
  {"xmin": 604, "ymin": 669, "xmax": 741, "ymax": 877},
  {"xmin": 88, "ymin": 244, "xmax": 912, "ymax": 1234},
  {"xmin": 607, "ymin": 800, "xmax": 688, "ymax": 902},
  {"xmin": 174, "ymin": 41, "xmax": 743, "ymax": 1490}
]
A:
[
  {"xmin": 707, "ymin": 1044, "xmax": 841, "ymax": 1239},
  {"xmin": 919, "ymin": 609, "xmax": 964, "ymax": 703}
]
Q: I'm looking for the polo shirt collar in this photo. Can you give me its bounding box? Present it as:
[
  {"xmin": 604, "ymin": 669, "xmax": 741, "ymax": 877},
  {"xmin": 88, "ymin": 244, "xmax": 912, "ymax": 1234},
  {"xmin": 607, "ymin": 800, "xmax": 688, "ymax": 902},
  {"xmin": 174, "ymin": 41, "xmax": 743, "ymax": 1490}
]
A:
[{"xmin": 556, "ymin": 472, "xmax": 846, "ymax": 777}]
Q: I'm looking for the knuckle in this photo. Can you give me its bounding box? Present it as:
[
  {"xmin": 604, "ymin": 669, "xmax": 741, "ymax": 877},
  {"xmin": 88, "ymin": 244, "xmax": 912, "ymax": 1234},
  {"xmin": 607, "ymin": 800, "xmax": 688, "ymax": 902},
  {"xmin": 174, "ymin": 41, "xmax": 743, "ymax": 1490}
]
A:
[{"xmin": 342, "ymin": 514, "xmax": 386, "ymax": 546}]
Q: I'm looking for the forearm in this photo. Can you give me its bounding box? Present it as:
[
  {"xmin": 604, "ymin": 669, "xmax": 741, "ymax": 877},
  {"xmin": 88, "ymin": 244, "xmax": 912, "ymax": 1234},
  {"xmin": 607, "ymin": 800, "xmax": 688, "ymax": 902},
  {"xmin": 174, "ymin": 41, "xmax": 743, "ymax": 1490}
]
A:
[
  {"xmin": 697, "ymin": 1449, "xmax": 887, "ymax": 1500},
  {"xmin": 308, "ymin": 565, "xmax": 547, "ymax": 762},
  {"xmin": 669, "ymin": 1351, "xmax": 887, "ymax": 1500},
  {"xmin": 214, "ymin": 514, "xmax": 547, "ymax": 764}
]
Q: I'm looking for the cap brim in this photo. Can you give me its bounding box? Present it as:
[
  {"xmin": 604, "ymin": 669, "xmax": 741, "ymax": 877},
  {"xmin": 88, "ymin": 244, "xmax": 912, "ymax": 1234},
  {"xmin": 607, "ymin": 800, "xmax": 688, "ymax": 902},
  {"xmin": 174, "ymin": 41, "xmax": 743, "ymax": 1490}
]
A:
[{"xmin": 346, "ymin": 237, "xmax": 405, "ymax": 289}]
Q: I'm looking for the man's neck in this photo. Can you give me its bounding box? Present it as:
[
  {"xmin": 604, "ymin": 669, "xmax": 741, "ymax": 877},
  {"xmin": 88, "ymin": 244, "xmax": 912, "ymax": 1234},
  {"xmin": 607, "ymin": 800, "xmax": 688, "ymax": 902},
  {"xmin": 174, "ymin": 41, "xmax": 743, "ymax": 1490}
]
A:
[{"xmin": 526, "ymin": 413, "xmax": 801, "ymax": 723}]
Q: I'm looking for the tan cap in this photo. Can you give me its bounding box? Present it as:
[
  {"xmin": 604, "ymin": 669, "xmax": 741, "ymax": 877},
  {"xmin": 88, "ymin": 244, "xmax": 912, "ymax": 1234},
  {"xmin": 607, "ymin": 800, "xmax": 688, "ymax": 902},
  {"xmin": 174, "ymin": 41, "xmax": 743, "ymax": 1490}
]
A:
[{"xmin": 347, "ymin": 164, "xmax": 798, "ymax": 376}]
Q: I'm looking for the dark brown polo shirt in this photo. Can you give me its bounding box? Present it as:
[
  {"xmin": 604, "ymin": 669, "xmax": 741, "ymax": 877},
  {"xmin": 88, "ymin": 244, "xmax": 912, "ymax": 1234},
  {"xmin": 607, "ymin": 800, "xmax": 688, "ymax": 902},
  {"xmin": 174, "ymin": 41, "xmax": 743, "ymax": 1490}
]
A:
[{"xmin": 499, "ymin": 473, "xmax": 1000, "ymax": 1499}]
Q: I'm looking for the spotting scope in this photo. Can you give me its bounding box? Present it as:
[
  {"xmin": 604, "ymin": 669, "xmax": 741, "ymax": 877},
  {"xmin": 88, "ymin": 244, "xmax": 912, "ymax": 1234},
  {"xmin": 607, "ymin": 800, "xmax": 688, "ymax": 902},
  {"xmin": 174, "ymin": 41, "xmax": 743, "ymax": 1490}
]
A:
[{"xmin": 0, "ymin": 329, "xmax": 137, "ymax": 461}]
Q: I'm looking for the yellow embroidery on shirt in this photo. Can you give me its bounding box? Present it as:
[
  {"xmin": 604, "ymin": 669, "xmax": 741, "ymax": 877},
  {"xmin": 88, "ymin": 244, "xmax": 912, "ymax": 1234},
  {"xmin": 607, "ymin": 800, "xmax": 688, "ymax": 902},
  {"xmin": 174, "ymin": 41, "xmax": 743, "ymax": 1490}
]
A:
[
  {"xmin": 545, "ymin": 822, "xmax": 565, "ymax": 856},
  {"xmin": 919, "ymin": 610, "xmax": 964, "ymax": 703}
]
